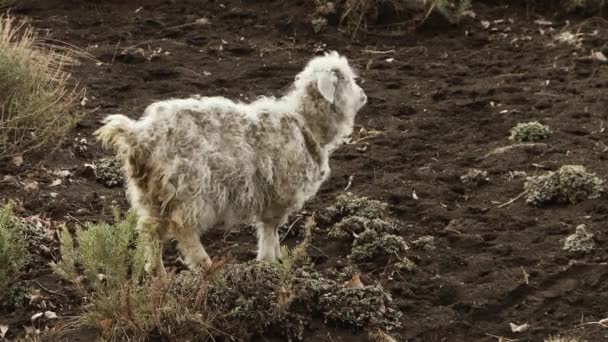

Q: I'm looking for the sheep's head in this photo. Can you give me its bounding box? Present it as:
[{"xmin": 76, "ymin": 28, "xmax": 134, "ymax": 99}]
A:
[{"xmin": 295, "ymin": 51, "xmax": 367, "ymax": 117}]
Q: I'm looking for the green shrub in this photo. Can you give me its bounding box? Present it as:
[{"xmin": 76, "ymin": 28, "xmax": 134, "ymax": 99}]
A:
[
  {"xmin": 0, "ymin": 16, "xmax": 82, "ymax": 158},
  {"xmin": 524, "ymin": 165, "xmax": 604, "ymax": 205},
  {"xmin": 51, "ymin": 208, "xmax": 145, "ymax": 292},
  {"xmin": 509, "ymin": 121, "xmax": 552, "ymax": 142},
  {"xmin": 0, "ymin": 202, "xmax": 31, "ymax": 301}
]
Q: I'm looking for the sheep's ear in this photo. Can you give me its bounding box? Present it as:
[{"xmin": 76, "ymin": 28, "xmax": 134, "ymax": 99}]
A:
[{"xmin": 317, "ymin": 70, "xmax": 338, "ymax": 104}]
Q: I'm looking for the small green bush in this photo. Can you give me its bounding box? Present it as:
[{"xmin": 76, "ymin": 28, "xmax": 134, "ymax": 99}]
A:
[
  {"xmin": 51, "ymin": 208, "xmax": 145, "ymax": 291},
  {"xmin": 319, "ymin": 284, "xmax": 402, "ymax": 330},
  {"xmin": 563, "ymin": 224, "xmax": 595, "ymax": 254},
  {"xmin": 0, "ymin": 0, "xmax": 18, "ymax": 9},
  {"xmin": 326, "ymin": 192, "xmax": 387, "ymax": 221},
  {"xmin": 95, "ymin": 157, "xmax": 124, "ymax": 188},
  {"xmin": 0, "ymin": 16, "xmax": 82, "ymax": 158},
  {"xmin": 0, "ymin": 202, "xmax": 31, "ymax": 301},
  {"xmin": 349, "ymin": 229, "xmax": 409, "ymax": 262},
  {"xmin": 329, "ymin": 216, "xmax": 397, "ymax": 239},
  {"xmin": 509, "ymin": 121, "xmax": 552, "ymax": 142},
  {"xmin": 524, "ymin": 165, "xmax": 604, "ymax": 205}
]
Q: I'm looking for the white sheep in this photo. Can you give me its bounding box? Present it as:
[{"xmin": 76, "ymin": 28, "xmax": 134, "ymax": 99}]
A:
[{"xmin": 95, "ymin": 51, "xmax": 367, "ymax": 275}]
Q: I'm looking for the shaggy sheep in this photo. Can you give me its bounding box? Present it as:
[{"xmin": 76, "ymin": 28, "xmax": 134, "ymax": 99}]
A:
[{"xmin": 95, "ymin": 51, "xmax": 367, "ymax": 275}]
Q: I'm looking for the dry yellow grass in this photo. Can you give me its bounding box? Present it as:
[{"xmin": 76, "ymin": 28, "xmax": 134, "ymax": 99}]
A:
[{"xmin": 0, "ymin": 15, "xmax": 83, "ymax": 158}]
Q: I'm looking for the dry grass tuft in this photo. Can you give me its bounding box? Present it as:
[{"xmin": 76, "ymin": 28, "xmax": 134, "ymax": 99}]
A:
[{"xmin": 0, "ymin": 15, "xmax": 83, "ymax": 158}]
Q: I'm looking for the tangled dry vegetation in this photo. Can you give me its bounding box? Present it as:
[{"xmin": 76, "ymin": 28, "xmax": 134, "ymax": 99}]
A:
[
  {"xmin": 524, "ymin": 165, "xmax": 604, "ymax": 206},
  {"xmin": 0, "ymin": 16, "xmax": 82, "ymax": 159},
  {"xmin": 47, "ymin": 206, "xmax": 402, "ymax": 341},
  {"xmin": 313, "ymin": 0, "xmax": 473, "ymax": 37}
]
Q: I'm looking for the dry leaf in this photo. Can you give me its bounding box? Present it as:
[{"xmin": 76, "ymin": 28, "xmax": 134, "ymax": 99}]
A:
[
  {"xmin": 343, "ymin": 273, "xmax": 364, "ymax": 289},
  {"xmin": 12, "ymin": 155, "xmax": 23, "ymax": 167},
  {"xmin": 44, "ymin": 311, "xmax": 58, "ymax": 319},
  {"xmin": 24, "ymin": 180, "xmax": 39, "ymax": 191},
  {"xmin": 592, "ymin": 51, "xmax": 607, "ymax": 62},
  {"xmin": 98, "ymin": 319, "xmax": 113, "ymax": 332},
  {"xmin": 29, "ymin": 289, "xmax": 43, "ymax": 305},
  {"xmin": 0, "ymin": 325, "xmax": 8, "ymax": 338},
  {"xmin": 509, "ymin": 322, "xmax": 529, "ymax": 333},
  {"xmin": 50, "ymin": 179, "xmax": 62, "ymax": 187},
  {"xmin": 31, "ymin": 312, "xmax": 43, "ymax": 321}
]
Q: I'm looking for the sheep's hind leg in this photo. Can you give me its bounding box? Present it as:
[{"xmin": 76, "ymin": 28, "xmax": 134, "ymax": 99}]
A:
[
  {"xmin": 256, "ymin": 221, "xmax": 282, "ymax": 262},
  {"xmin": 173, "ymin": 222, "xmax": 212, "ymax": 270}
]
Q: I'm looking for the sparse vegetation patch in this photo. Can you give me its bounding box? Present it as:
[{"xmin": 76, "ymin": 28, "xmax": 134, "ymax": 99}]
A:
[
  {"xmin": 524, "ymin": 165, "xmax": 604, "ymax": 205},
  {"xmin": 50, "ymin": 213, "xmax": 402, "ymax": 341}
]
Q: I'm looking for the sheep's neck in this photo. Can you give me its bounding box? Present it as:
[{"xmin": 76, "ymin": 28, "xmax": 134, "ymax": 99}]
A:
[{"xmin": 295, "ymin": 92, "xmax": 347, "ymax": 152}]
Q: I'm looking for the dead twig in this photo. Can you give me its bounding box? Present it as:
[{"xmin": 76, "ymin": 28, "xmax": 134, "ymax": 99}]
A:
[
  {"xmin": 344, "ymin": 175, "xmax": 355, "ymax": 191},
  {"xmin": 497, "ymin": 191, "xmax": 525, "ymax": 208},
  {"xmin": 281, "ymin": 216, "xmax": 303, "ymax": 242},
  {"xmin": 35, "ymin": 280, "xmax": 68, "ymax": 297},
  {"xmin": 483, "ymin": 143, "xmax": 547, "ymax": 159}
]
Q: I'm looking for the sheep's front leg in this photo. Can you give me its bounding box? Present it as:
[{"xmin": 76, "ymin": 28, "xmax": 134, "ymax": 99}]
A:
[
  {"xmin": 174, "ymin": 227, "xmax": 212, "ymax": 270},
  {"xmin": 139, "ymin": 217, "xmax": 167, "ymax": 279},
  {"xmin": 256, "ymin": 222, "xmax": 282, "ymax": 262}
]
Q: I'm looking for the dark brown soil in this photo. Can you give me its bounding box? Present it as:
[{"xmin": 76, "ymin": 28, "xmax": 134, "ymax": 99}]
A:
[{"xmin": 2, "ymin": 0, "xmax": 608, "ymax": 341}]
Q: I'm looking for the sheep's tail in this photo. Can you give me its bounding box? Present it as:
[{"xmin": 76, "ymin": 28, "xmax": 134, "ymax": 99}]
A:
[
  {"xmin": 95, "ymin": 114, "xmax": 139, "ymax": 156},
  {"xmin": 95, "ymin": 115, "xmax": 149, "ymax": 178}
]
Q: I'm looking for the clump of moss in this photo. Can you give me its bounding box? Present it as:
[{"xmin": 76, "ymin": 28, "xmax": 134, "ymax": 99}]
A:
[
  {"xmin": 0, "ymin": 203, "xmax": 31, "ymax": 301},
  {"xmin": 326, "ymin": 192, "xmax": 387, "ymax": 221},
  {"xmin": 509, "ymin": 121, "xmax": 552, "ymax": 142},
  {"xmin": 349, "ymin": 229, "xmax": 409, "ymax": 262},
  {"xmin": 563, "ymin": 224, "xmax": 595, "ymax": 254},
  {"xmin": 319, "ymin": 284, "xmax": 402, "ymax": 331},
  {"xmin": 95, "ymin": 157, "xmax": 124, "ymax": 188},
  {"xmin": 524, "ymin": 165, "xmax": 604, "ymax": 205},
  {"xmin": 329, "ymin": 216, "xmax": 398, "ymax": 239},
  {"xmin": 460, "ymin": 169, "xmax": 489, "ymax": 186}
]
